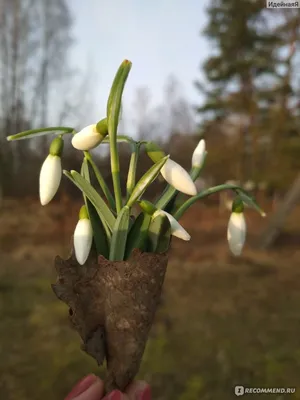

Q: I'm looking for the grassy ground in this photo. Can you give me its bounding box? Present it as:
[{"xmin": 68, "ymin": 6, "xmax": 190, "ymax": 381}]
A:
[{"xmin": 1, "ymin": 198, "xmax": 300, "ymax": 399}]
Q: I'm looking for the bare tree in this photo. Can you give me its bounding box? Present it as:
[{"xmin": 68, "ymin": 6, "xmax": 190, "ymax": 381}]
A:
[
  {"xmin": 164, "ymin": 75, "xmax": 195, "ymax": 136},
  {"xmin": 132, "ymin": 86, "xmax": 154, "ymax": 140},
  {"xmin": 0, "ymin": 0, "xmax": 74, "ymax": 194}
]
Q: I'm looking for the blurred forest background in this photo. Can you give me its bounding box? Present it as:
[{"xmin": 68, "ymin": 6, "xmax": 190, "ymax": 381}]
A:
[{"xmin": 1, "ymin": 1, "xmax": 300, "ymax": 399}]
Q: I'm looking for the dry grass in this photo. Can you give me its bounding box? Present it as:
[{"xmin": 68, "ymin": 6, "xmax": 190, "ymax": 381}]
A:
[{"xmin": 1, "ymin": 199, "xmax": 300, "ymax": 399}]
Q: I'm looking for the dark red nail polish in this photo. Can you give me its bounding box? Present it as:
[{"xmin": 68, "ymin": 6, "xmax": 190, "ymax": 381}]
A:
[
  {"xmin": 105, "ymin": 389, "xmax": 123, "ymax": 400},
  {"xmin": 64, "ymin": 375, "xmax": 97, "ymax": 400},
  {"xmin": 138, "ymin": 386, "xmax": 151, "ymax": 400}
]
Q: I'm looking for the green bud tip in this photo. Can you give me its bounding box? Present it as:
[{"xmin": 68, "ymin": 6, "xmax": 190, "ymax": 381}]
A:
[
  {"xmin": 145, "ymin": 141, "xmax": 166, "ymax": 163},
  {"xmin": 232, "ymin": 196, "xmax": 244, "ymax": 214},
  {"xmin": 96, "ymin": 118, "xmax": 109, "ymax": 138},
  {"xmin": 49, "ymin": 136, "xmax": 64, "ymax": 157},
  {"xmin": 79, "ymin": 205, "xmax": 89, "ymax": 220},
  {"xmin": 137, "ymin": 199, "xmax": 157, "ymax": 215}
]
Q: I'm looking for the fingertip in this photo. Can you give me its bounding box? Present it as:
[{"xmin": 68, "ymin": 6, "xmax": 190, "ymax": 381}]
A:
[
  {"xmin": 72, "ymin": 378, "xmax": 104, "ymax": 400},
  {"xmin": 102, "ymin": 389, "xmax": 127, "ymax": 399},
  {"xmin": 125, "ymin": 381, "xmax": 151, "ymax": 400}
]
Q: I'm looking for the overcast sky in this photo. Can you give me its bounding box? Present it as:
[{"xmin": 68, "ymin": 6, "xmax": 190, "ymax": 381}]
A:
[{"xmin": 68, "ymin": 0, "xmax": 210, "ymax": 133}]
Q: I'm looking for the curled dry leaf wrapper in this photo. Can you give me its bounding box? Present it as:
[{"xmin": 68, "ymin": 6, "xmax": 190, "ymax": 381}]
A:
[{"xmin": 52, "ymin": 246, "xmax": 168, "ymax": 394}]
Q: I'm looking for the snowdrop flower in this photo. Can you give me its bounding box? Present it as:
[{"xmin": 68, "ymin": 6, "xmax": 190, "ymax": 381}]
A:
[
  {"xmin": 192, "ymin": 138, "xmax": 206, "ymax": 168},
  {"xmin": 161, "ymin": 159, "xmax": 197, "ymax": 196},
  {"xmin": 154, "ymin": 209, "xmax": 191, "ymax": 241},
  {"xmin": 74, "ymin": 205, "xmax": 93, "ymax": 265},
  {"xmin": 227, "ymin": 197, "xmax": 246, "ymax": 256},
  {"xmin": 146, "ymin": 141, "xmax": 197, "ymax": 196},
  {"xmin": 39, "ymin": 136, "xmax": 63, "ymax": 206},
  {"xmin": 72, "ymin": 118, "xmax": 108, "ymax": 151}
]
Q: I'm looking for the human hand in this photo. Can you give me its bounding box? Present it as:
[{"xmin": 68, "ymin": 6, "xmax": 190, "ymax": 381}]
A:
[{"xmin": 64, "ymin": 374, "xmax": 151, "ymax": 400}]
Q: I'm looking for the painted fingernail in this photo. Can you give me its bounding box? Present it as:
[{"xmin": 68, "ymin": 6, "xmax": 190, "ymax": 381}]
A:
[
  {"xmin": 64, "ymin": 375, "xmax": 97, "ymax": 400},
  {"xmin": 137, "ymin": 385, "xmax": 151, "ymax": 400},
  {"xmin": 104, "ymin": 389, "xmax": 123, "ymax": 400}
]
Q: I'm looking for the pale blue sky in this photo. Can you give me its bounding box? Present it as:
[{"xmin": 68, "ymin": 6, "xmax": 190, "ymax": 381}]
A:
[{"xmin": 69, "ymin": 0, "xmax": 209, "ymax": 132}]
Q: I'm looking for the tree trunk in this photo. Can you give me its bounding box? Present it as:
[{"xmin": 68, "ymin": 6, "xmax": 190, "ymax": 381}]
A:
[{"xmin": 255, "ymin": 172, "xmax": 300, "ymax": 249}]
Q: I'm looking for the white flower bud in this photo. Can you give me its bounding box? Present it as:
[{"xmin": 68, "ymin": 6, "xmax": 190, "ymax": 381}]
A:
[
  {"xmin": 39, "ymin": 154, "xmax": 62, "ymax": 206},
  {"xmin": 192, "ymin": 139, "xmax": 206, "ymax": 168},
  {"xmin": 74, "ymin": 218, "xmax": 93, "ymax": 265},
  {"xmin": 227, "ymin": 212, "xmax": 246, "ymax": 256},
  {"xmin": 71, "ymin": 124, "xmax": 104, "ymax": 151},
  {"xmin": 154, "ymin": 210, "xmax": 191, "ymax": 241},
  {"xmin": 161, "ymin": 159, "xmax": 197, "ymax": 196}
]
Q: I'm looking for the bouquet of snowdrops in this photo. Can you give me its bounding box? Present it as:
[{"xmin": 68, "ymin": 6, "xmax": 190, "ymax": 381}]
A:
[{"xmin": 7, "ymin": 60, "xmax": 265, "ymax": 394}]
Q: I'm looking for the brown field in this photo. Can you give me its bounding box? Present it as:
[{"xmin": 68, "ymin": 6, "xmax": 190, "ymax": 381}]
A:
[{"xmin": 1, "ymin": 198, "xmax": 300, "ymax": 400}]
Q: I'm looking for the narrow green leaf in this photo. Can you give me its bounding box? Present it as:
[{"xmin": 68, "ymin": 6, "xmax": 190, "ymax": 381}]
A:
[
  {"xmin": 147, "ymin": 213, "xmax": 171, "ymax": 253},
  {"xmin": 7, "ymin": 126, "xmax": 74, "ymax": 141},
  {"xmin": 125, "ymin": 212, "xmax": 151, "ymax": 259},
  {"xmin": 107, "ymin": 60, "xmax": 132, "ymax": 214},
  {"xmin": 63, "ymin": 170, "xmax": 116, "ymax": 231},
  {"xmin": 84, "ymin": 152, "xmax": 116, "ymax": 211},
  {"xmin": 81, "ymin": 160, "xmax": 109, "ymax": 257},
  {"xmin": 107, "ymin": 60, "xmax": 132, "ymax": 121},
  {"xmin": 126, "ymin": 142, "xmax": 140, "ymax": 201},
  {"xmin": 109, "ymin": 205, "xmax": 130, "ymax": 261},
  {"xmin": 126, "ymin": 155, "xmax": 169, "ymax": 207},
  {"xmin": 235, "ymin": 189, "xmax": 266, "ymax": 217}
]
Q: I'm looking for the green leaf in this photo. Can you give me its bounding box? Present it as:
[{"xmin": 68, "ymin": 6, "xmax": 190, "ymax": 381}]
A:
[
  {"xmin": 109, "ymin": 205, "xmax": 130, "ymax": 261},
  {"xmin": 126, "ymin": 155, "xmax": 169, "ymax": 207},
  {"xmin": 147, "ymin": 213, "xmax": 171, "ymax": 253},
  {"xmin": 107, "ymin": 60, "xmax": 132, "ymax": 124},
  {"xmin": 7, "ymin": 126, "xmax": 74, "ymax": 141},
  {"xmin": 235, "ymin": 189, "xmax": 266, "ymax": 217},
  {"xmin": 126, "ymin": 142, "xmax": 140, "ymax": 201},
  {"xmin": 125, "ymin": 212, "xmax": 151, "ymax": 259},
  {"xmin": 63, "ymin": 170, "xmax": 116, "ymax": 232},
  {"xmin": 107, "ymin": 60, "xmax": 132, "ymax": 214},
  {"xmin": 80, "ymin": 159, "xmax": 109, "ymax": 258},
  {"xmin": 84, "ymin": 152, "xmax": 116, "ymax": 211}
]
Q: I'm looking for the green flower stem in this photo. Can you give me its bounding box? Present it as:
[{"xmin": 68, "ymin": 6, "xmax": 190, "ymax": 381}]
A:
[
  {"xmin": 102, "ymin": 135, "xmax": 135, "ymax": 144},
  {"xmin": 155, "ymin": 185, "xmax": 177, "ymax": 210},
  {"xmin": 174, "ymin": 183, "xmax": 266, "ymax": 220},
  {"xmin": 7, "ymin": 126, "xmax": 75, "ymax": 141},
  {"xmin": 126, "ymin": 142, "xmax": 140, "ymax": 201},
  {"xmin": 84, "ymin": 151, "xmax": 116, "ymax": 211}
]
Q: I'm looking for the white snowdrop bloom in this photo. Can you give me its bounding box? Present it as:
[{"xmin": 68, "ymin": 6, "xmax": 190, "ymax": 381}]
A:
[
  {"xmin": 161, "ymin": 159, "xmax": 197, "ymax": 196},
  {"xmin": 72, "ymin": 124, "xmax": 104, "ymax": 151},
  {"xmin": 39, "ymin": 154, "xmax": 62, "ymax": 206},
  {"xmin": 74, "ymin": 209, "xmax": 93, "ymax": 265},
  {"xmin": 227, "ymin": 212, "xmax": 246, "ymax": 256},
  {"xmin": 192, "ymin": 139, "xmax": 206, "ymax": 168},
  {"xmin": 154, "ymin": 210, "xmax": 191, "ymax": 241}
]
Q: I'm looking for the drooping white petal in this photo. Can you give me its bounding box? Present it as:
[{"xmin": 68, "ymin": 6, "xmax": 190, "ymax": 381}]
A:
[
  {"xmin": 71, "ymin": 124, "xmax": 102, "ymax": 151},
  {"xmin": 74, "ymin": 218, "xmax": 93, "ymax": 265},
  {"xmin": 39, "ymin": 154, "xmax": 62, "ymax": 206},
  {"xmin": 227, "ymin": 212, "xmax": 246, "ymax": 256},
  {"xmin": 192, "ymin": 139, "xmax": 206, "ymax": 168},
  {"xmin": 154, "ymin": 210, "xmax": 191, "ymax": 241},
  {"xmin": 161, "ymin": 159, "xmax": 197, "ymax": 196}
]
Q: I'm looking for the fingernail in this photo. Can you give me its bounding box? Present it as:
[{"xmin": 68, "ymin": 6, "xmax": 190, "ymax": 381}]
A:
[
  {"xmin": 104, "ymin": 389, "xmax": 123, "ymax": 400},
  {"xmin": 65, "ymin": 375, "xmax": 97, "ymax": 400},
  {"xmin": 137, "ymin": 385, "xmax": 151, "ymax": 400}
]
